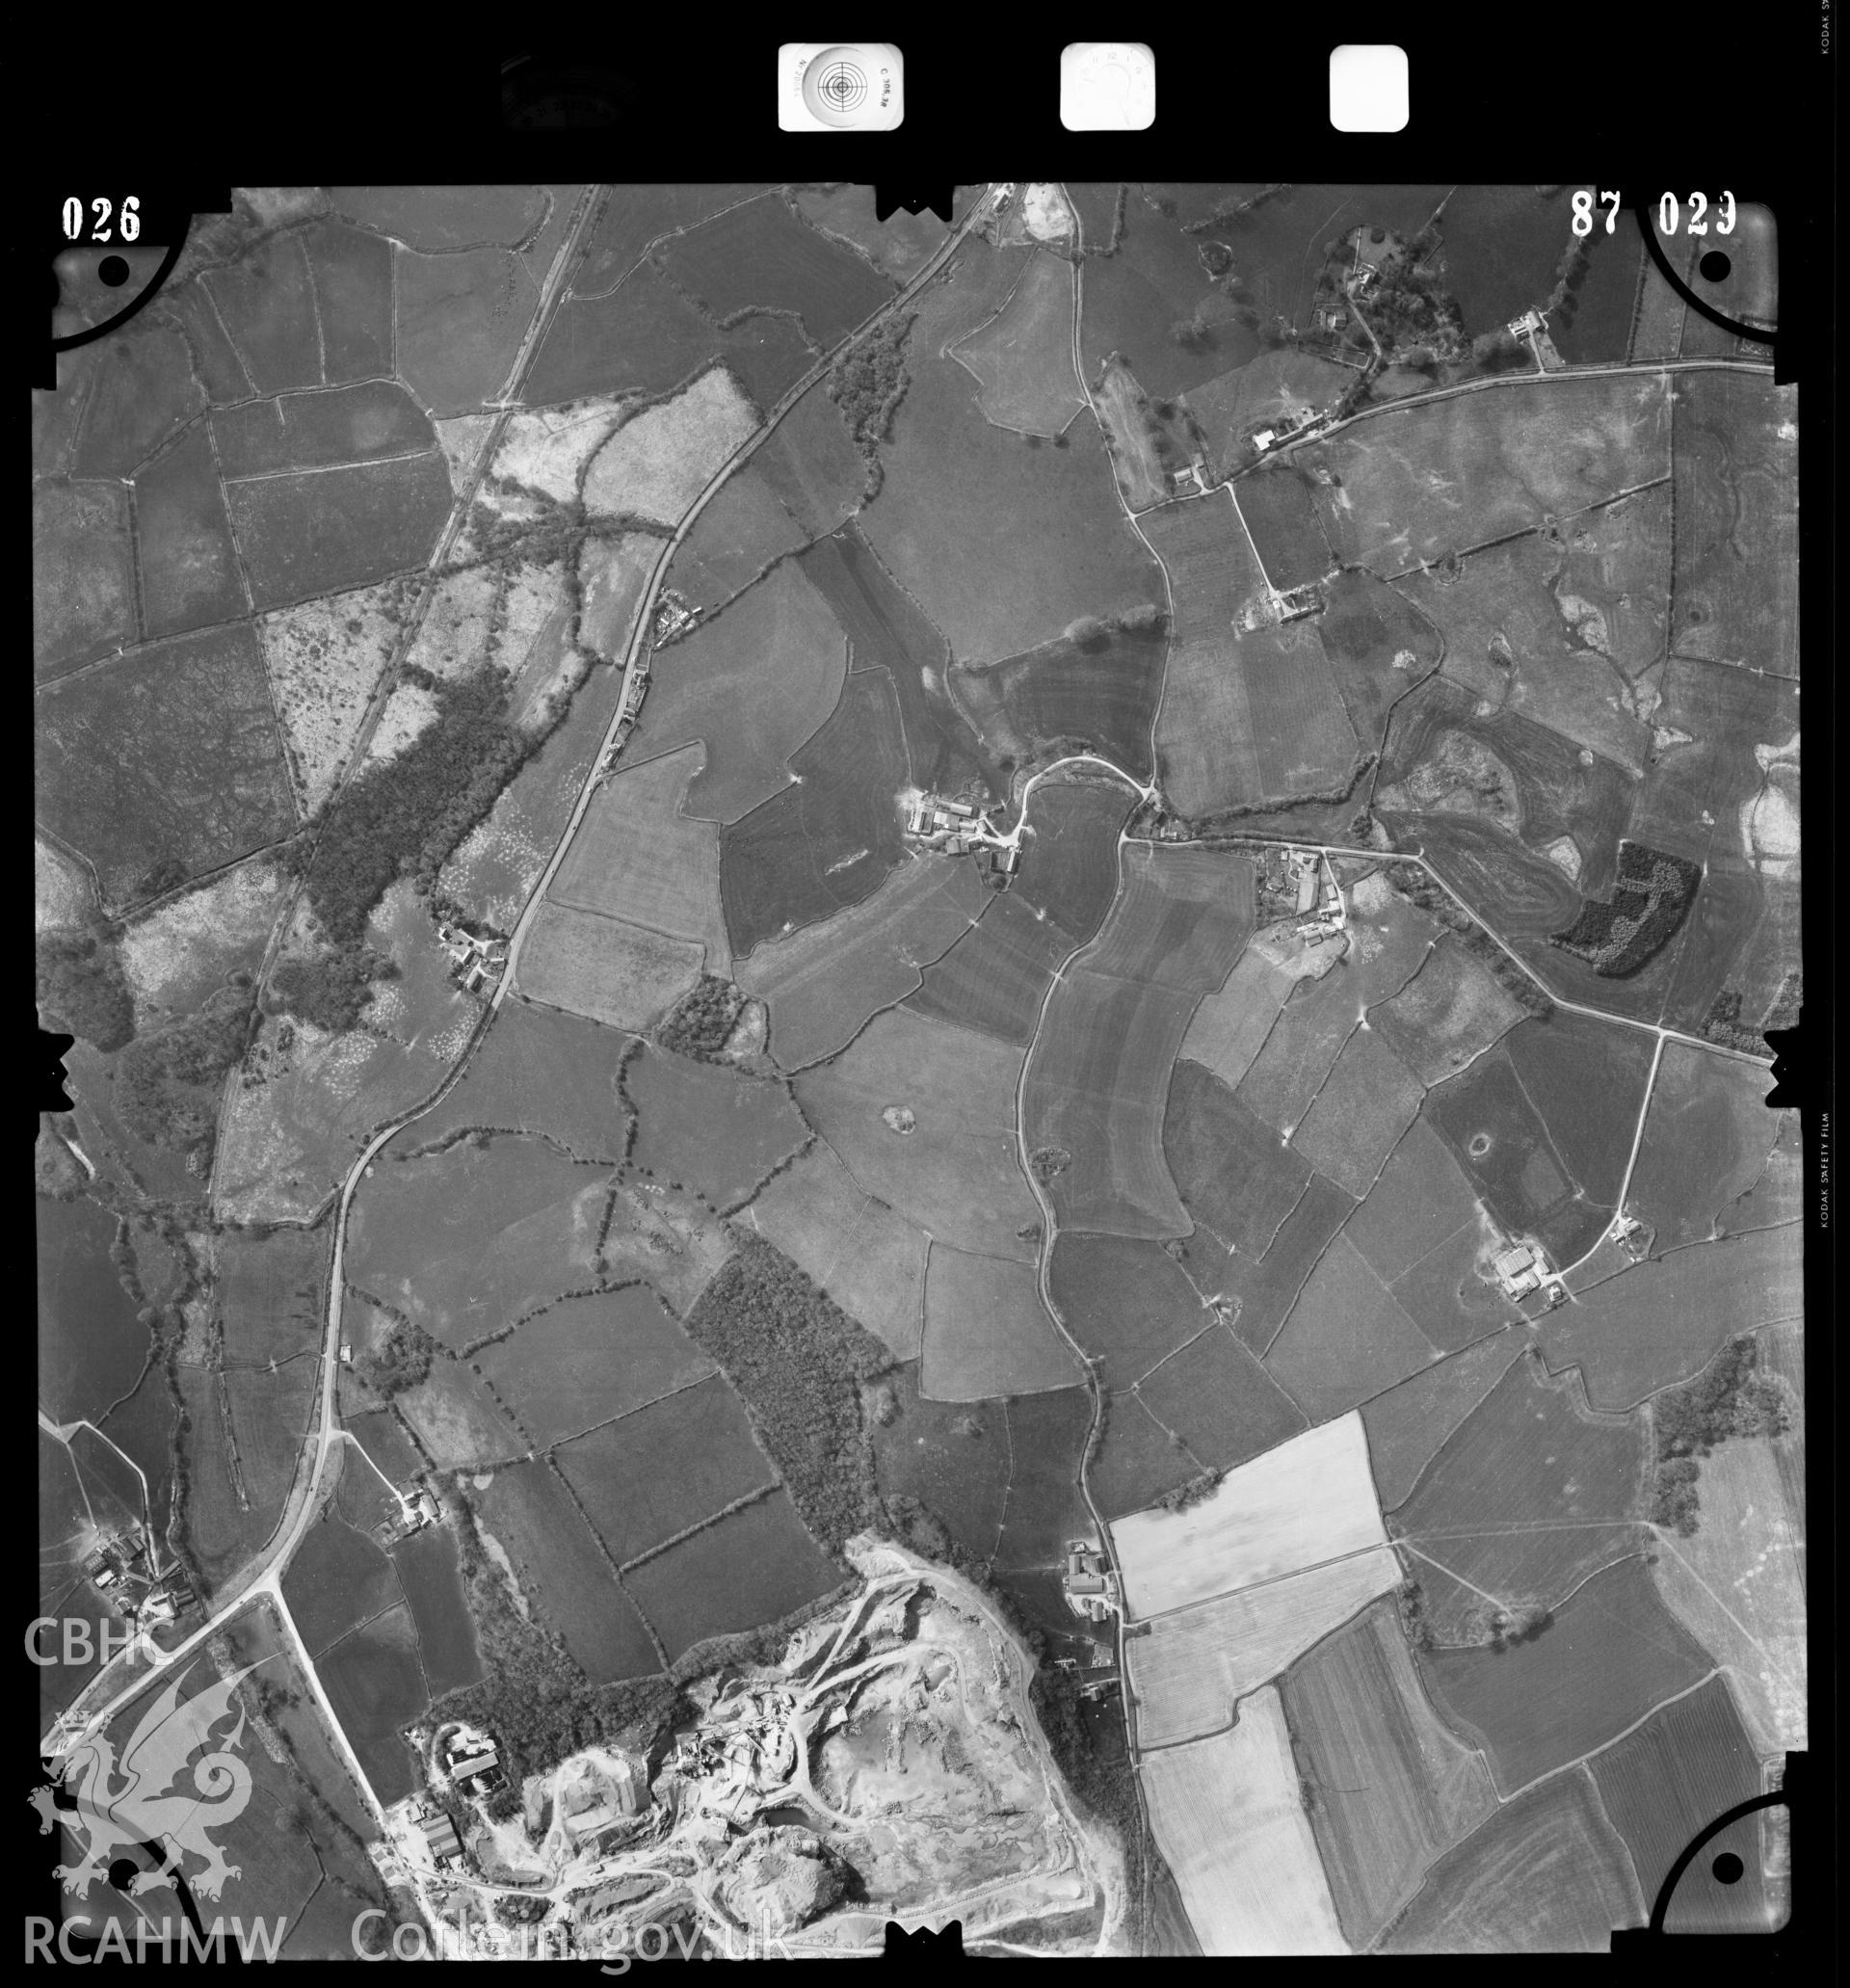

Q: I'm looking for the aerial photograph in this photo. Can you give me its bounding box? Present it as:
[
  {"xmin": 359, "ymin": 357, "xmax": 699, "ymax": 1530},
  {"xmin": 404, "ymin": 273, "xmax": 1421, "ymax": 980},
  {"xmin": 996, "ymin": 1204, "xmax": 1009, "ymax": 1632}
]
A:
[{"xmin": 36, "ymin": 181, "xmax": 1800, "ymax": 1957}]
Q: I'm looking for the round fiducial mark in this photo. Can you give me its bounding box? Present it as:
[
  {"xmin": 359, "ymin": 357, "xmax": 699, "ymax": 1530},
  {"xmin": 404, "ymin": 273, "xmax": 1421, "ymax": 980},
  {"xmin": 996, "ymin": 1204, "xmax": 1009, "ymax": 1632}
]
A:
[
  {"xmin": 1698, "ymin": 250, "xmax": 1732, "ymax": 284},
  {"xmin": 882, "ymin": 1105, "xmax": 916, "ymax": 1135},
  {"xmin": 97, "ymin": 254, "xmax": 131, "ymax": 288},
  {"xmin": 1710, "ymin": 1850, "xmax": 1744, "ymax": 1885}
]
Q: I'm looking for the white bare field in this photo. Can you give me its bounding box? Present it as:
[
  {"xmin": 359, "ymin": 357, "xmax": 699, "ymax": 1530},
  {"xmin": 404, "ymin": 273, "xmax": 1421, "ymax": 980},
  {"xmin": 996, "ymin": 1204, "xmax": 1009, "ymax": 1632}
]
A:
[
  {"xmin": 1111, "ymin": 1413, "xmax": 1387, "ymax": 1618},
  {"xmin": 1129, "ymin": 1545, "xmax": 1400, "ymax": 1749},
  {"xmin": 1143, "ymin": 1686, "xmax": 1348, "ymax": 1954}
]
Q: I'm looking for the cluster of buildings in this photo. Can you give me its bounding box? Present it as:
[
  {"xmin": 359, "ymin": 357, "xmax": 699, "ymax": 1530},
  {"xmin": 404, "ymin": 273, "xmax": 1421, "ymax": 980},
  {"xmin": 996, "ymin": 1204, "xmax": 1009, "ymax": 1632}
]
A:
[
  {"xmin": 1236, "ymin": 581, "xmax": 1326, "ymax": 632},
  {"xmin": 1492, "ymin": 1238, "xmax": 1568, "ymax": 1305},
  {"xmin": 1256, "ymin": 847, "xmax": 1348, "ymax": 940},
  {"xmin": 436, "ymin": 923, "xmax": 509, "ymax": 997},
  {"xmin": 1507, "ymin": 306, "xmax": 1566, "ymax": 370},
  {"xmin": 372, "ymin": 1487, "xmax": 440, "ymax": 1550},
  {"xmin": 81, "ymin": 1526, "xmax": 197, "ymax": 1630},
  {"xmin": 903, "ymin": 790, "xmax": 1023, "ymax": 888},
  {"xmin": 674, "ymin": 1689, "xmax": 798, "ymax": 1815},
  {"xmin": 1249, "ymin": 404, "xmax": 1326, "ymax": 457},
  {"xmin": 1061, "ymin": 1542, "xmax": 1122, "ymax": 1625}
]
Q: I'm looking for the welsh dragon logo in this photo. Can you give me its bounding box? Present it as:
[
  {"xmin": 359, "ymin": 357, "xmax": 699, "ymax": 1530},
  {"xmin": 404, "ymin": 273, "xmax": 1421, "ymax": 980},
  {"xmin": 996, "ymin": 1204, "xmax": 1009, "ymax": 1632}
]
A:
[{"xmin": 32, "ymin": 1663, "xmax": 258, "ymax": 1902}]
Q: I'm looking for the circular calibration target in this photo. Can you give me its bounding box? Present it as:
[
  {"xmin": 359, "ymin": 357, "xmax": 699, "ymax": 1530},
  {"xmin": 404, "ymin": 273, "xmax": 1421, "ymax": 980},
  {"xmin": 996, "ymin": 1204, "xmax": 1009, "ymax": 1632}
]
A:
[{"xmin": 802, "ymin": 46, "xmax": 872, "ymax": 125}]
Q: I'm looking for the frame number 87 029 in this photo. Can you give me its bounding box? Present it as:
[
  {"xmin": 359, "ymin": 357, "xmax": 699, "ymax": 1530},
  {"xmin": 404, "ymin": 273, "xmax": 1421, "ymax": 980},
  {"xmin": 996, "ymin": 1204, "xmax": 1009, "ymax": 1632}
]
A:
[{"xmin": 1571, "ymin": 190, "xmax": 1622, "ymax": 236}]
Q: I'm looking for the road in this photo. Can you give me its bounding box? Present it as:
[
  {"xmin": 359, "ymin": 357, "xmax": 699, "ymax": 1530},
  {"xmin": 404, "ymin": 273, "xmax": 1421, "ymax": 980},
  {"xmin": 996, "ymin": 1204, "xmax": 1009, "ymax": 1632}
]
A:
[{"xmin": 44, "ymin": 185, "xmax": 1003, "ymax": 1763}]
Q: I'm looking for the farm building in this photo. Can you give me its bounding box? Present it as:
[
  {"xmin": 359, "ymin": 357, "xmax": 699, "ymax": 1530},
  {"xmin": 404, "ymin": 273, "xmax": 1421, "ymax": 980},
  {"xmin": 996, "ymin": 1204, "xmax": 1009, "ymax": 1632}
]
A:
[
  {"xmin": 417, "ymin": 1809, "xmax": 462, "ymax": 1866},
  {"xmin": 1063, "ymin": 1542, "xmax": 1122, "ymax": 1623},
  {"xmin": 1493, "ymin": 1243, "xmax": 1543, "ymax": 1297}
]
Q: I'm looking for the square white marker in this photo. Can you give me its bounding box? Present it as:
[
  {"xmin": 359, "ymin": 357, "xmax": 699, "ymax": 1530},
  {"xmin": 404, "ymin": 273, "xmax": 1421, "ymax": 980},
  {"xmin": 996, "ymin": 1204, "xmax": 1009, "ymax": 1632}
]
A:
[
  {"xmin": 1329, "ymin": 44, "xmax": 1410, "ymax": 131},
  {"xmin": 1061, "ymin": 42, "xmax": 1155, "ymax": 131},
  {"xmin": 778, "ymin": 43, "xmax": 904, "ymax": 130}
]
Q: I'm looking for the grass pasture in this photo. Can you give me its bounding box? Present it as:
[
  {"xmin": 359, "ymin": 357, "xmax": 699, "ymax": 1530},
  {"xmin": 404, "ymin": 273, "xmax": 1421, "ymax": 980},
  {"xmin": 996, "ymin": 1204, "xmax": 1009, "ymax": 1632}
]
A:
[
  {"xmin": 33, "ymin": 480, "xmax": 137, "ymax": 680},
  {"xmin": 1281, "ymin": 1598, "xmax": 1496, "ymax": 1947},
  {"xmin": 517, "ymin": 902, "xmax": 706, "ymax": 1031},
  {"xmin": 660, "ymin": 190, "xmax": 892, "ymax": 346},
  {"xmin": 394, "ymin": 1360, "xmax": 527, "ymax": 1468},
  {"xmin": 1013, "ymin": 781, "xmax": 1134, "ymax": 941},
  {"xmin": 318, "ymin": 1603, "xmax": 427, "ymax": 1804},
  {"xmin": 740, "ymin": 853, "xmax": 988, "ymax": 1070},
  {"xmin": 134, "ymin": 424, "xmax": 247, "ymax": 638},
  {"xmin": 258, "ymin": 577, "xmax": 405, "ymax": 812},
  {"xmin": 1138, "ymin": 1325, "xmax": 1307, "ymax": 1475},
  {"xmin": 1091, "ymin": 1392, "xmax": 1200, "ymax": 1522},
  {"xmin": 1245, "ymin": 620, "xmax": 1361, "ymax": 801},
  {"xmin": 1238, "ymin": 467, "xmax": 1335, "ymax": 592},
  {"xmin": 1184, "ymin": 349, "xmax": 1354, "ymax": 480},
  {"xmin": 348, "ymin": 1134, "xmax": 609, "ymax": 1349},
  {"xmin": 795, "ymin": 183, "xmax": 952, "ymax": 278},
  {"xmin": 226, "ymin": 452, "xmax": 452, "ymax": 610},
  {"xmin": 1344, "ymin": 1118, "xmax": 1483, "ymax": 1284},
  {"xmin": 404, "ymin": 999, "xmax": 629, "ymax": 1161},
  {"xmin": 1369, "ymin": 937, "xmax": 1526, "ymax": 1087},
  {"xmin": 1314, "ymin": 567, "xmax": 1443, "ymax": 752},
  {"xmin": 921, "ymin": 1244, "xmax": 1079, "ymax": 1400},
  {"xmin": 752, "ymin": 381, "xmax": 868, "ymax": 539},
  {"xmin": 1437, "ymin": 185, "xmax": 1572, "ymax": 335},
  {"xmin": 721, "ymin": 666, "xmax": 909, "ymax": 956},
  {"xmin": 556, "ymin": 1372, "xmax": 776, "ymax": 1567},
  {"xmin": 626, "ymin": 1047, "xmax": 806, "ymax": 1206},
  {"xmin": 70, "ymin": 317, "xmax": 202, "ymax": 476},
  {"xmin": 389, "ymin": 1522, "xmax": 484, "ymax": 1695},
  {"xmin": 1219, "ymin": 1172, "xmax": 1356, "ymax": 1359},
  {"xmin": 1415, "ymin": 1554, "xmax": 1713, "ymax": 1793},
  {"xmin": 478, "ymin": 1287, "xmax": 716, "ymax": 1445},
  {"xmin": 36, "ymin": 623, "xmax": 296, "ymax": 907},
  {"xmin": 624, "ymin": 1489, "xmax": 843, "ymax": 1663},
  {"xmin": 214, "ymin": 381, "xmax": 435, "ymax": 477},
  {"xmin": 1025, "ymin": 844, "xmax": 1254, "ymax": 1238},
  {"xmin": 218, "ymin": 1224, "xmax": 328, "ymax": 1367},
  {"xmin": 582, "ymin": 366, "xmax": 760, "ymax": 527},
  {"xmin": 1112, "ymin": 1413, "xmax": 1386, "ymax": 1619},
  {"xmin": 1291, "ymin": 1030, "xmax": 1425, "ymax": 1196},
  {"xmin": 1554, "ymin": 482, "xmax": 1674, "ymax": 676},
  {"xmin": 796, "ymin": 1005, "xmax": 1039, "ymax": 1262},
  {"xmin": 993, "ymin": 1387, "xmax": 1093, "ymax": 1568},
  {"xmin": 223, "ymin": 1361, "xmax": 316, "ymax": 1511},
  {"xmin": 1306, "ymin": 371, "xmax": 1672, "ymax": 575},
  {"xmin": 1177, "ymin": 952, "xmax": 1296, "ymax": 1092},
  {"xmin": 949, "ymin": 252, "xmax": 1082, "ymax": 436},
  {"xmin": 1144, "ymin": 493, "xmax": 1266, "ymax": 816},
  {"xmin": 1235, "ymin": 979, "xmax": 1361, "ymax": 1137},
  {"xmin": 1670, "ymin": 372, "xmax": 1797, "ymax": 677},
  {"xmin": 1538, "ymin": 1224, "xmax": 1801, "ymax": 1410},
  {"xmin": 573, "ymin": 185, "xmax": 773, "ymax": 295},
  {"xmin": 394, "ymin": 244, "xmax": 537, "ymax": 415},
  {"xmin": 859, "ymin": 248, "xmax": 1162, "ymax": 664},
  {"xmin": 905, "ymin": 889, "xmax": 1070, "ymax": 1046},
  {"xmin": 1552, "ymin": 223, "xmax": 1642, "ymax": 366},
  {"xmin": 637, "ymin": 559, "xmax": 848, "ymax": 824},
  {"xmin": 470, "ymin": 1460, "xmax": 662, "ymax": 1684},
  {"xmin": 1091, "ymin": 357, "xmax": 1175, "ymax": 509},
  {"xmin": 1591, "ymin": 1674, "xmax": 1771, "ymax": 1933},
  {"xmin": 1142, "ymin": 1690, "xmax": 1348, "ymax": 1955},
  {"xmin": 550, "ymin": 744, "xmax": 729, "ymax": 966},
  {"xmin": 302, "ymin": 220, "xmax": 393, "ymax": 382},
  {"xmin": 1047, "ymin": 1232, "xmax": 1216, "ymax": 1390},
  {"xmin": 1391, "ymin": 1355, "xmax": 1647, "ymax": 1636},
  {"xmin": 526, "ymin": 264, "xmax": 761, "ymax": 410},
  {"xmin": 968, "ymin": 620, "xmax": 1168, "ymax": 779},
  {"xmin": 1131, "ymin": 1549, "xmax": 1400, "ymax": 1750},
  {"xmin": 331, "ymin": 183, "xmax": 543, "ymax": 248},
  {"xmin": 283, "ymin": 1510, "xmax": 402, "ymax": 1654},
  {"xmin": 1505, "ymin": 1011, "xmax": 1656, "ymax": 1210},
  {"xmin": 870, "ymin": 1362, "xmax": 1009, "ymax": 1561},
  {"xmin": 1380, "ymin": 1763, "xmax": 1644, "ymax": 1951},
  {"xmin": 742, "ymin": 1143, "xmax": 927, "ymax": 1361},
  {"xmin": 664, "ymin": 467, "xmax": 806, "ymax": 611},
  {"xmin": 202, "ymin": 232, "xmax": 321, "ymax": 395},
  {"xmin": 1263, "ymin": 1237, "xmax": 1439, "ymax": 1419}
]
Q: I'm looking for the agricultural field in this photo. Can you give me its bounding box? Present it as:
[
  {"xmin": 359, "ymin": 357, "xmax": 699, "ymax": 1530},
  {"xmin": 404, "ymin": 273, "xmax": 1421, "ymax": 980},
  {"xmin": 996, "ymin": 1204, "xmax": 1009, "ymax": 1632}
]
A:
[
  {"xmin": 1537, "ymin": 1222, "xmax": 1801, "ymax": 1409},
  {"xmin": 1669, "ymin": 372, "xmax": 1797, "ymax": 676},
  {"xmin": 1214, "ymin": 1171, "xmax": 1357, "ymax": 1360},
  {"xmin": 556, "ymin": 1373, "xmax": 777, "ymax": 1568},
  {"xmin": 1305, "ymin": 372, "xmax": 1672, "ymax": 576},
  {"xmin": 1184, "ymin": 349, "xmax": 1354, "ymax": 479},
  {"xmin": 859, "ymin": 241, "xmax": 1162, "ymax": 665},
  {"xmin": 35, "ymin": 623, "xmax": 297, "ymax": 908},
  {"xmin": 516, "ymin": 902, "xmax": 707, "ymax": 1032},
  {"xmin": 468, "ymin": 1461, "xmax": 661, "ymax": 1683},
  {"xmin": 1129, "ymin": 1549, "xmax": 1400, "ymax": 1749},
  {"xmin": 226, "ymin": 452, "xmax": 453, "ymax": 610},
  {"xmin": 283, "ymin": 1509, "xmax": 403, "ymax": 1654},
  {"xmin": 751, "ymin": 377, "xmax": 868, "ymax": 538},
  {"xmin": 346, "ymin": 1134, "xmax": 609, "ymax": 1349},
  {"xmin": 794, "ymin": 182, "xmax": 953, "ymax": 278},
  {"xmin": 624, "ymin": 1046, "xmax": 806, "ymax": 1206},
  {"xmin": 258, "ymin": 578, "xmax": 409, "ymax": 809},
  {"xmin": 1144, "ymin": 492, "xmax": 1267, "ymax": 815},
  {"xmin": 1380, "ymin": 1764, "xmax": 1645, "ymax": 1951},
  {"xmin": 795, "ymin": 1006, "xmax": 1039, "ymax": 1262},
  {"xmin": 992, "ymin": 1386, "xmax": 1094, "ymax": 1569},
  {"xmin": 1137, "ymin": 1324, "xmax": 1307, "ymax": 1474},
  {"xmin": 119, "ymin": 855, "xmax": 285, "ymax": 1027},
  {"xmin": 1415, "ymin": 1553, "xmax": 1714, "ymax": 1793},
  {"xmin": 392, "ymin": 1358, "xmax": 527, "ymax": 1469},
  {"xmin": 1290, "ymin": 1029, "xmax": 1426, "ymax": 1196},
  {"xmin": 1628, "ymin": 1047, "xmax": 1784, "ymax": 1248},
  {"xmin": 956, "ymin": 615, "xmax": 1168, "ymax": 779},
  {"xmin": 1176, "ymin": 952, "xmax": 1296, "ymax": 1091},
  {"xmin": 720, "ymin": 667, "xmax": 910, "ymax": 955},
  {"xmin": 660, "ymin": 190, "xmax": 892, "ymax": 345},
  {"xmin": 631, "ymin": 559, "xmax": 847, "ymax": 823},
  {"xmin": 548, "ymin": 745, "xmax": 730, "ymax": 967},
  {"xmin": 1024, "ymin": 845, "xmax": 1254, "ymax": 1238},
  {"xmin": 664, "ymin": 466, "xmax": 806, "ymax": 610},
  {"xmin": 1091, "ymin": 1390, "xmax": 1204, "ymax": 1522},
  {"xmin": 317, "ymin": 1602, "xmax": 429, "ymax": 1803},
  {"xmin": 920, "ymin": 1244, "xmax": 1078, "ymax": 1400},
  {"xmin": 200, "ymin": 232, "xmax": 323, "ymax": 396},
  {"xmin": 1262, "ymin": 1236, "xmax": 1440, "ymax": 1420},
  {"xmin": 621, "ymin": 1490, "xmax": 843, "ymax": 1663},
  {"xmin": 487, "ymin": 394, "xmax": 626, "ymax": 503},
  {"xmin": 1281, "ymin": 1598, "xmax": 1496, "ymax": 1947},
  {"xmin": 1591, "ymin": 1673, "xmax": 1773, "ymax": 1931},
  {"xmin": 871, "ymin": 1362, "xmax": 1010, "ymax": 1561},
  {"xmin": 476, "ymin": 1286, "xmax": 716, "ymax": 1445},
  {"xmin": 1165, "ymin": 1059, "xmax": 1312, "ymax": 1258},
  {"xmin": 134, "ymin": 424, "xmax": 248, "ymax": 638},
  {"xmin": 741, "ymin": 1143, "xmax": 927, "ymax": 1361},
  {"xmin": 1312, "ymin": 566, "xmax": 1443, "ymax": 753},
  {"xmin": 739, "ymin": 853, "xmax": 989, "ymax": 1071},
  {"xmin": 1112, "ymin": 1414, "xmax": 1387, "ymax": 1619},
  {"xmin": 572, "ymin": 185, "xmax": 773, "ymax": 295},
  {"xmin": 1047, "ymin": 1232, "xmax": 1217, "ymax": 1389},
  {"xmin": 217, "ymin": 1222, "xmax": 328, "ymax": 1367},
  {"xmin": 948, "ymin": 252, "xmax": 1084, "ymax": 436},
  {"xmin": 1141, "ymin": 1689, "xmax": 1348, "ymax": 1955},
  {"xmin": 582, "ymin": 366, "xmax": 760, "ymax": 525},
  {"xmin": 1389, "ymin": 1355, "xmax": 1647, "ymax": 1637},
  {"xmin": 33, "ymin": 479, "xmax": 137, "ymax": 680},
  {"xmin": 1368, "ymin": 936, "xmax": 1526, "ymax": 1086},
  {"xmin": 906, "ymin": 888, "xmax": 1070, "ymax": 1047},
  {"xmin": 215, "ymin": 381, "xmax": 436, "ymax": 478}
]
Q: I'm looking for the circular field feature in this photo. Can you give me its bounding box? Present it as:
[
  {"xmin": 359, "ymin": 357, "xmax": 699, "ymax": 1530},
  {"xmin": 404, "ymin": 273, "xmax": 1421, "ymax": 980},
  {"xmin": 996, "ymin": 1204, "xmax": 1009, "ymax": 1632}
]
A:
[
  {"xmin": 1468, "ymin": 1132, "xmax": 1493, "ymax": 1158},
  {"xmin": 882, "ymin": 1105, "xmax": 917, "ymax": 1134}
]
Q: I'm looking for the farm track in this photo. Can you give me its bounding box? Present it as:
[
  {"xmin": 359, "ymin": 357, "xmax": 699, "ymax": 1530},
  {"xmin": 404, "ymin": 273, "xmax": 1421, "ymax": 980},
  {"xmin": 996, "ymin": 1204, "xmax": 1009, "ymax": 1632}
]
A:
[{"xmin": 44, "ymin": 185, "xmax": 1000, "ymax": 1767}]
